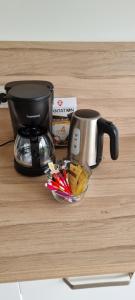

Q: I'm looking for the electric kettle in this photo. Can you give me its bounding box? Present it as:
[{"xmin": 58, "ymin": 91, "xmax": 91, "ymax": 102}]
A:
[{"xmin": 68, "ymin": 109, "xmax": 119, "ymax": 168}]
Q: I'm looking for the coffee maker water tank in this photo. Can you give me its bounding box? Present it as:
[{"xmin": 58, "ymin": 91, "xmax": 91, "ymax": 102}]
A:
[{"xmin": 5, "ymin": 80, "xmax": 54, "ymax": 137}]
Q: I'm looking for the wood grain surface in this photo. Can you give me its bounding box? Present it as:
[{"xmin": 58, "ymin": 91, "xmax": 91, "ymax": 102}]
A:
[{"xmin": 0, "ymin": 42, "xmax": 135, "ymax": 283}]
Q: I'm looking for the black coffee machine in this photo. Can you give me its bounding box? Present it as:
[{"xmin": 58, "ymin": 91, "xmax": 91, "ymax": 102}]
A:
[{"xmin": 4, "ymin": 80, "xmax": 55, "ymax": 176}]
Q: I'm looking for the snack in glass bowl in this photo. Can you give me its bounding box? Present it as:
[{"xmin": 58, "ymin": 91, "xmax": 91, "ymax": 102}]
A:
[{"xmin": 44, "ymin": 160, "xmax": 91, "ymax": 204}]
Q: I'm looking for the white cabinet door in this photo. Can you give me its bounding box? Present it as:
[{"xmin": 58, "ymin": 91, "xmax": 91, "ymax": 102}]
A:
[
  {"xmin": 20, "ymin": 274, "xmax": 135, "ymax": 300},
  {"xmin": 0, "ymin": 282, "xmax": 21, "ymax": 300}
]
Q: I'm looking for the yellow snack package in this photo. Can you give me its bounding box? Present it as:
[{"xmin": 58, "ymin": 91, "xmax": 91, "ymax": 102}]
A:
[
  {"xmin": 69, "ymin": 163, "xmax": 82, "ymax": 194},
  {"xmin": 69, "ymin": 163, "xmax": 90, "ymax": 196},
  {"xmin": 75, "ymin": 168, "xmax": 89, "ymax": 195}
]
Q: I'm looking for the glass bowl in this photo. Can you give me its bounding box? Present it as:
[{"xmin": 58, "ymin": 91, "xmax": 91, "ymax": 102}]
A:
[
  {"xmin": 51, "ymin": 187, "xmax": 88, "ymax": 204},
  {"xmin": 45, "ymin": 160, "xmax": 92, "ymax": 204}
]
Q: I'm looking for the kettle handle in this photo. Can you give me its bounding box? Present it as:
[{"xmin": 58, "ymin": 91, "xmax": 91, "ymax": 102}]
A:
[{"xmin": 97, "ymin": 118, "xmax": 119, "ymax": 164}]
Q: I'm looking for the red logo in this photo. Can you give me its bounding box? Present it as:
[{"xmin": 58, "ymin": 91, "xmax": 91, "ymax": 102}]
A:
[{"xmin": 57, "ymin": 99, "xmax": 63, "ymax": 106}]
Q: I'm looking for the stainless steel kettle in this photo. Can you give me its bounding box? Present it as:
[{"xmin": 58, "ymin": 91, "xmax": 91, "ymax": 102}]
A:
[{"xmin": 68, "ymin": 109, "xmax": 119, "ymax": 168}]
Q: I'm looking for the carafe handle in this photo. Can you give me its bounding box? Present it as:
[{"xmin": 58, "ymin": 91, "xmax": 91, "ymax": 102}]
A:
[
  {"xmin": 30, "ymin": 134, "xmax": 41, "ymax": 169},
  {"xmin": 97, "ymin": 118, "xmax": 119, "ymax": 164}
]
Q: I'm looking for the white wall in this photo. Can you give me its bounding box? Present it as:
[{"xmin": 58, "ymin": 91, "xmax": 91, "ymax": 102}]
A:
[{"xmin": 0, "ymin": 0, "xmax": 135, "ymax": 41}]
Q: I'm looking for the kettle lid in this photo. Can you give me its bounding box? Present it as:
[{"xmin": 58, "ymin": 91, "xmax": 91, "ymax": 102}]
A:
[{"xmin": 75, "ymin": 109, "xmax": 100, "ymax": 119}]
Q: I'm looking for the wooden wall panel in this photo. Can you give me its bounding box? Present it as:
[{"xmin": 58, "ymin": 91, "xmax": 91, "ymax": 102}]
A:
[{"xmin": 0, "ymin": 42, "xmax": 134, "ymax": 137}]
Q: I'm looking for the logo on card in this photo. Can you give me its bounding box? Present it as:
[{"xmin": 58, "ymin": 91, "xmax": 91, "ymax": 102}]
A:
[{"xmin": 57, "ymin": 99, "xmax": 63, "ymax": 106}]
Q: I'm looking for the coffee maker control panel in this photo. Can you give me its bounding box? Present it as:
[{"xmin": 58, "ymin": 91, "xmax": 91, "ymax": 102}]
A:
[{"xmin": 71, "ymin": 128, "xmax": 80, "ymax": 155}]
